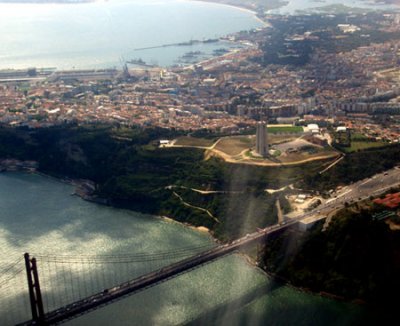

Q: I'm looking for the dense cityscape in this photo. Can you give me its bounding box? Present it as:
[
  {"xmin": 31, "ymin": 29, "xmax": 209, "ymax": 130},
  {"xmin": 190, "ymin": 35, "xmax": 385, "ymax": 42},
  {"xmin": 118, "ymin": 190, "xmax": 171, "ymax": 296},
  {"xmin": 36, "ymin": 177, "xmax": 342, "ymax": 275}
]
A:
[{"xmin": 1, "ymin": 12, "xmax": 400, "ymax": 142}]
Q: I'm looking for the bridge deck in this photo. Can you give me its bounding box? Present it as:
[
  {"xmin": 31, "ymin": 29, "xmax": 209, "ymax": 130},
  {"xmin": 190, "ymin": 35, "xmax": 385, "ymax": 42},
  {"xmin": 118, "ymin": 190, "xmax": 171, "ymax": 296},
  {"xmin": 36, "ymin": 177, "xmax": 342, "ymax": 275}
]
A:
[{"xmin": 21, "ymin": 220, "xmax": 297, "ymax": 325}]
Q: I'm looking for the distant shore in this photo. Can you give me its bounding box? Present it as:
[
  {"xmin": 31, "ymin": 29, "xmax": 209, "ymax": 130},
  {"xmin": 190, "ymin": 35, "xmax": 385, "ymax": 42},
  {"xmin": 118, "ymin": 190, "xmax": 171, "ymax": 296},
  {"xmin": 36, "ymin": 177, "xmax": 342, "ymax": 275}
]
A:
[
  {"xmin": 0, "ymin": 0, "xmax": 268, "ymax": 71},
  {"xmin": 191, "ymin": 0, "xmax": 271, "ymax": 27}
]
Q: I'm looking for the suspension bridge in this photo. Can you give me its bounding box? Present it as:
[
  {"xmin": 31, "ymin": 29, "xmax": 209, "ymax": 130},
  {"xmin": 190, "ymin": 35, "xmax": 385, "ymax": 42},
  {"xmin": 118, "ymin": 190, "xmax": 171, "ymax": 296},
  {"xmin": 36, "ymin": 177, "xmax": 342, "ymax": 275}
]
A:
[{"xmin": 0, "ymin": 220, "xmax": 297, "ymax": 325}]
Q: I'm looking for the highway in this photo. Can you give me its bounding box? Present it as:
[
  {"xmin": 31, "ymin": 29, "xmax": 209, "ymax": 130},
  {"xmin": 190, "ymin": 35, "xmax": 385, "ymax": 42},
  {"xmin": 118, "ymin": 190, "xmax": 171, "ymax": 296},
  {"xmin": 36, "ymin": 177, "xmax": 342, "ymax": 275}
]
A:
[
  {"xmin": 288, "ymin": 166, "xmax": 400, "ymax": 223},
  {"xmin": 21, "ymin": 220, "xmax": 298, "ymax": 325}
]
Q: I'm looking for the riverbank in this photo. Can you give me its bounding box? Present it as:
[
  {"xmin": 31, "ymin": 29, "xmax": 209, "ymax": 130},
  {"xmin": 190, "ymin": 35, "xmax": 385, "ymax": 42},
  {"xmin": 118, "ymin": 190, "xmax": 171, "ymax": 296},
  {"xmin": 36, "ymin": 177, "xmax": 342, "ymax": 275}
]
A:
[
  {"xmin": 0, "ymin": 0, "xmax": 264, "ymax": 71},
  {"xmin": 0, "ymin": 163, "xmax": 217, "ymax": 244},
  {"xmin": 191, "ymin": 0, "xmax": 271, "ymax": 27},
  {"xmin": 160, "ymin": 215, "xmax": 213, "ymax": 235},
  {"xmin": 0, "ymin": 159, "xmax": 38, "ymax": 172},
  {"xmin": 0, "ymin": 164, "xmax": 368, "ymax": 310},
  {"xmin": 0, "ymin": 160, "xmax": 214, "ymax": 236},
  {"xmin": 236, "ymin": 249, "xmax": 360, "ymax": 307},
  {"xmin": 0, "ymin": 160, "xmax": 109, "ymax": 207}
]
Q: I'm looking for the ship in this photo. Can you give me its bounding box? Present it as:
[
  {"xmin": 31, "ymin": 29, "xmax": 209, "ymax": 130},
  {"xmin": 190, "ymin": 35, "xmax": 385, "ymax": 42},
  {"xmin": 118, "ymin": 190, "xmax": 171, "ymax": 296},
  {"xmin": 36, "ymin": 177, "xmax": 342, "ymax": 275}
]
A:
[
  {"xmin": 181, "ymin": 51, "xmax": 203, "ymax": 58},
  {"xmin": 126, "ymin": 58, "xmax": 156, "ymax": 67}
]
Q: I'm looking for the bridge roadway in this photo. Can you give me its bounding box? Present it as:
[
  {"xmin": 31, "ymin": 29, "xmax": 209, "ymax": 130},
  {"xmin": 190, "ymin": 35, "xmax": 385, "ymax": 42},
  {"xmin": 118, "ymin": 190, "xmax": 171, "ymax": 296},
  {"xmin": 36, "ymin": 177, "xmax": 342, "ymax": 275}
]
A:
[{"xmin": 25, "ymin": 219, "xmax": 298, "ymax": 325}]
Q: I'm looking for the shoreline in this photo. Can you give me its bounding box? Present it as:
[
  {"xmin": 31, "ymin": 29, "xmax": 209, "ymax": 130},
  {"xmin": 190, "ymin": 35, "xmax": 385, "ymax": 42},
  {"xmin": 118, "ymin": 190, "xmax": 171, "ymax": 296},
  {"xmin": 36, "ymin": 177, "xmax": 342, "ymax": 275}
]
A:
[
  {"xmin": 0, "ymin": 0, "xmax": 269, "ymax": 72},
  {"xmin": 159, "ymin": 215, "xmax": 214, "ymax": 237},
  {"xmin": 235, "ymin": 250, "xmax": 363, "ymax": 306},
  {"xmin": 1, "ymin": 166, "xmax": 365, "ymax": 307},
  {"xmin": 68, "ymin": 170, "xmax": 364, "ymax": 307},
  {"xmin": 190, "ymin": 0, "xmax": 270, "ymax": 27},
  {"xmin": 0, "ymin": 161, "xmax": 215, "ymax": 237}
]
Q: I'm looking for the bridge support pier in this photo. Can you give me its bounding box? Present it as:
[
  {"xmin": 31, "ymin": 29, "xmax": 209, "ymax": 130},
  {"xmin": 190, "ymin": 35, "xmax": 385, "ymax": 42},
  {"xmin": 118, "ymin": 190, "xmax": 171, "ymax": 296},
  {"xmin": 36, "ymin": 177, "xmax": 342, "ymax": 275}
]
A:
[{"xmin": 24, "ymin": 253, "xmax": 46, "ymax": 325}]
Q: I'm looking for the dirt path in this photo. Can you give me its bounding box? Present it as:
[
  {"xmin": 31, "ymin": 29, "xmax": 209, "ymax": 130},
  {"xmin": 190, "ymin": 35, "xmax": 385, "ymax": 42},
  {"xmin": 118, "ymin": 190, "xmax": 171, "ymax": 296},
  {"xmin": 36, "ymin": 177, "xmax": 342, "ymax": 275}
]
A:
[
  {"xmin": 207, "ymin": 149, "xmax": 340, "ymax": 166},
  {"xmin": 170, "ymin": 134, "xmax": 339, "ymax": 167},
  {"xmin": 172, "ymin": 191, "xmax": 220, "ymax": 224},
  {"xmin": 319, "ymin": 154, "xmax": 345, "ymax": 174},
  {"xmin": 166, "ymin": 185, "xmax": 242, "ymax": 194}
]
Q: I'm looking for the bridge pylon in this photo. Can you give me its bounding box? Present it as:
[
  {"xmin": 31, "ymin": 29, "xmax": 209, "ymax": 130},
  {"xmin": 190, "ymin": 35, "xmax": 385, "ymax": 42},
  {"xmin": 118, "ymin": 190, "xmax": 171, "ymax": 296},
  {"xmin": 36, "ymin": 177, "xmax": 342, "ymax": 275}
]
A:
[{"xmin": 24, "ymin": 253, "xmax": 45, "ymax": 325}]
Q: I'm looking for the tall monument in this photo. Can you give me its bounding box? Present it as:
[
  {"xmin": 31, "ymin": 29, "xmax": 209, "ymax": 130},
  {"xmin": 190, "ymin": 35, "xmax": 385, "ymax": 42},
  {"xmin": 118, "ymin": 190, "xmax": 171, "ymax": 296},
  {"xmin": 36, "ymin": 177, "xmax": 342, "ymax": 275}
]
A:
[{"xmin": 256, "ymin": 121, "xmax": 268, "ymax": 157}]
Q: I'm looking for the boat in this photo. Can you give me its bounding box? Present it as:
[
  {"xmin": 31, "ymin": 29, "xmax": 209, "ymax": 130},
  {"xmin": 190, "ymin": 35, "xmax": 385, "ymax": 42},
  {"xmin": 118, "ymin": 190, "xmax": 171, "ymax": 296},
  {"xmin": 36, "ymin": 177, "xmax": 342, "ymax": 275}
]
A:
[
  {"xmin": 126, "ymin": 58, "xmax": 156, "ymax": 67},
  {"xmin": 181, "ymin": 51, "xmax": 203, "ymax": 58}
]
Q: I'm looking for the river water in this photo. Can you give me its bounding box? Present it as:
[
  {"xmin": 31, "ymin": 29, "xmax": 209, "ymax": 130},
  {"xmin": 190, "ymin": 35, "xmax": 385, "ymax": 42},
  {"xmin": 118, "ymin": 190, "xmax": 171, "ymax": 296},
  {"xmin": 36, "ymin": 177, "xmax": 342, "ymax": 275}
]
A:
[
  {"xmin": 0, "ymin": 0, "xmax": 398, "ymax": 70},
  {"xmin": 0, "ymin": 172, "xmax": 378, "ymax": 325},
  {"xmin": 0, "ymin": 0, "xmax": 263, "ymax": 70}
]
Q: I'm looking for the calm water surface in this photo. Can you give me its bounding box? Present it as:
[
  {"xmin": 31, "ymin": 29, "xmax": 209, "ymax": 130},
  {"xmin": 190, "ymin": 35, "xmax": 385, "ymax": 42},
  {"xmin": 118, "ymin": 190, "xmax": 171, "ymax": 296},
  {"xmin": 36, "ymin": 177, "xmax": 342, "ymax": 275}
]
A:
[
  {"xmin": 0, "ymin": 0, "xmax": 263, "ymax": 69},
  {"xmin": 1, "ymin": 0, "xmax": 397, "ymax": 70},
  {"xmin": 0, "ymin": 172, "xmax": 378, "ymax": 325}
]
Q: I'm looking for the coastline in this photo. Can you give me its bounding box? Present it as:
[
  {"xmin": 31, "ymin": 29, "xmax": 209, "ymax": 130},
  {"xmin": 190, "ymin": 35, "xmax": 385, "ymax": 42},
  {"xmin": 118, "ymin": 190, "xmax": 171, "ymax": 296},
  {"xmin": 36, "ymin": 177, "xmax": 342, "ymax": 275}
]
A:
[
  {"xmin": 0, "ymin": 0, "xmax": 269, "ymax": 72},
  {"xmin": 190, "ymin": 0, "xmax": 270, "ymax": 27},
  {"xmin": 159, "ymin": 215, "xmax": 213, "ymax": 236},
  {"xmin": 235, "ymin": 250, "xmax": 360, "ymax": 306},
  {"xmin": 0, "ymin": 165, "xmax": 364, "ymax": 307},
  {"xmin": 0, "ymin": 160, "xmax": 214, "ymax": 236}
]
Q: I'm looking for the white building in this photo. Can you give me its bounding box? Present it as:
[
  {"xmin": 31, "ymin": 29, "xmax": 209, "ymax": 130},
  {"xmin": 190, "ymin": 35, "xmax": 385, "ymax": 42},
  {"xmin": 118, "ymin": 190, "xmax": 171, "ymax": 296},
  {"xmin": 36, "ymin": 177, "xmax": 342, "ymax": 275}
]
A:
[{"xmin": 307, "ymin": 123, "xmax": 319, "ymax": 134}]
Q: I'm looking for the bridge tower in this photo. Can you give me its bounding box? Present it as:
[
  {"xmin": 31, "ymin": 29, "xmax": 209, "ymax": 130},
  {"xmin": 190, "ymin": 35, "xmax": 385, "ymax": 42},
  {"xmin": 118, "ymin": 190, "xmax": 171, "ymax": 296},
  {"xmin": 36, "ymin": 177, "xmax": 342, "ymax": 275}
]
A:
[{"xmin": 24, "ymin": 253, "xmax": 45, "ymax": 324}]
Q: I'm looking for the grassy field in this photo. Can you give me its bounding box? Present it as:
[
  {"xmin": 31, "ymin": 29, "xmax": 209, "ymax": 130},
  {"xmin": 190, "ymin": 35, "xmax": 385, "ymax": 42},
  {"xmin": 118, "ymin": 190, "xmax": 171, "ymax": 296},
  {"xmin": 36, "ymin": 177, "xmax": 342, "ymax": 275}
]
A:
[
  {"xmin": 215, "ymin": 134, "xmax": 338, "ymax": 164},
  {"xmin": 269, "ymin": 134, "xmax": 297, "ymax": 144},
  {"xmin": 267, "ymin": 126, "xmax": 304, "ymax": 134},
  {"xmin": 340, "ymin": 133, "xmax": 390, "ymax": 153},
  {"xmin": 214, "ymin": 133, "xmax": 301, "ymax": 157},
  {"xmin": 215, "ymin": 136, "xmax": 254, "ymax": 156},
  {"xmin": 174, "ymin": 128, "xmax": 302, "ymax": 154},
  {"xmin": 174, "ymin": 136, "xmax": 215, "ymax": 147},
  {"xmin": 279, "ymin": 148, "xmax": 338, "ymax": 163},
  {"xmin": 343, "ymin": 141, "xmax": 391, "ymax": 153}
]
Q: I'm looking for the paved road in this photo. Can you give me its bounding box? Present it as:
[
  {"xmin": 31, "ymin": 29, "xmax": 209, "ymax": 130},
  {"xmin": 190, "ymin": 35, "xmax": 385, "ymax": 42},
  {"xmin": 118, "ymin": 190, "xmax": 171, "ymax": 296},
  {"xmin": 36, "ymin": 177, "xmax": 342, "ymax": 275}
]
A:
[
  {"xmin": 25, "ymin": 220, "xmax": 299, "ymax": 325},
  {"xmin": 288, "ymin": 167, "xmax": 400, "ymax": 222},
  {"xmin": 22, "ymin": 167, "xmax": 400, "ymax": 324}
]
